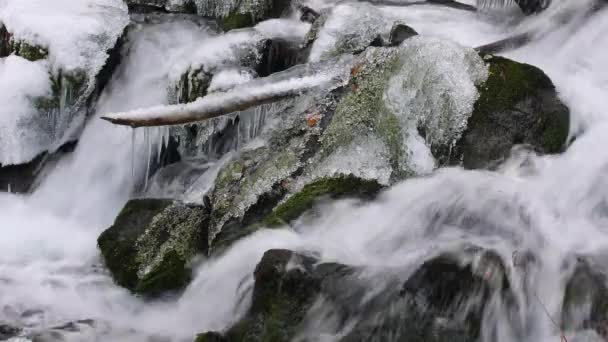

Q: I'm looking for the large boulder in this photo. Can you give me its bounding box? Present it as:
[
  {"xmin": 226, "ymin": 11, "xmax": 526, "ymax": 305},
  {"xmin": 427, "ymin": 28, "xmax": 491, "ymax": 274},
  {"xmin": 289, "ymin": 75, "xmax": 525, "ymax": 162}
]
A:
[
  {"xmin": 195, "ymin": 246, "xmax": 514, "ymax": 341},
  {"xmin": 153, "ymin": 37, "xmax": 570, "ymax": 256},
  {"xmin": 448, "ymin": 54, "xmax": 570, "ymax": 169},
  {"xmin": 97, "ymin": 198, "xmax": 210, "ymax": 296}
]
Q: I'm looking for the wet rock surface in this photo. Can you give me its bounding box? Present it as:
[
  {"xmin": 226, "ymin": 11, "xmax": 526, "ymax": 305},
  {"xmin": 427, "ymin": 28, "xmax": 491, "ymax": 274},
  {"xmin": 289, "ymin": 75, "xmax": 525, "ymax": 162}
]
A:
[
  {"xmin": 98, "ymin": 198, "xmax": 210, "ymax": 296},
  {"xmin": 196, "ymin": 246, "xmax": 514, "ymax": 341},
  {"xmin": 448, "ymin": 54, "xmax": 570, "ymax": 169}
]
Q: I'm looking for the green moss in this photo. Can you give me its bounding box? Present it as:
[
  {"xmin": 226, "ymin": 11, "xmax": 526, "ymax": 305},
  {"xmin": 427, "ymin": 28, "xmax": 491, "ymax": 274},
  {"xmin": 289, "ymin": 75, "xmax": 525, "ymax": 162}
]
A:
[
  {"xmin": 263, "ymin": 175, "xmax": 383, "ymax": 227},
  {"xmin": 456, "ymin": 54, "xmax": 570, "ymax": 168},
  {"xmin": 194, "ymin": 332, "xmax": 225, "ymax": 342},
  {"xmin": 322, "ymin": 49, "xmax": 404, "ymax": 172},
  {"xmin": 474, "ymin": 55, "xmax": 554, "ymax": 116},
  {"xmin": 97, "ymin": 199, "xmax": 173, "ymax": 291},
  {"xmin": 540, "ymin": 107, "xmax": 570, "ymax": 153},
  {"xmin": 97, "ymin": 199, "xmax": 206, "ymax": 297},
  {"xmin": 14, "ymin": 41, "xmax": 48, "ymax": 61},
  {"xmin": 223, "ymin": 250, "xmax": 321, "ymax": 341},
  {"xmin": 135, "ymin": 250, "xmax": 191, "ymax": 296},
  {"xmin": 220, "ymin": 12, "xmax": 254, "ymax": 31}
]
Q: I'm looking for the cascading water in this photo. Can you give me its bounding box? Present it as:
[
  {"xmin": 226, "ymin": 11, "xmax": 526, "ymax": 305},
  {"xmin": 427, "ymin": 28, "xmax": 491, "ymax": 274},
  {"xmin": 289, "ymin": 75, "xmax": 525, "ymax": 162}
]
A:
[{"xmin": 0, "ymin": 0, "xmax": 607, "ymax": 341}]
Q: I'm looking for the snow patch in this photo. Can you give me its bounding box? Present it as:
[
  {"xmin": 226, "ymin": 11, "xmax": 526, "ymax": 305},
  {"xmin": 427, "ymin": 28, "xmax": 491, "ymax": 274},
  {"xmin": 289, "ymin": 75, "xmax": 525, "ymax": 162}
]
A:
[{"xmin": 0, "ymin": 56, "xmax": 51, "ymax": 165}]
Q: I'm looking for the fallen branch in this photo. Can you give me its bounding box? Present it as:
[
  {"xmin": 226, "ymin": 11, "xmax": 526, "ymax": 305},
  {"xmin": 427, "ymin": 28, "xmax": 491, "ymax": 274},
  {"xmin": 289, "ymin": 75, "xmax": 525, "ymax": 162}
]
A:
[
  {"xmin": 475, "ymin": 32, "xmax": 531, "ymax": 54},
  {"xmin": 101, "ymin": 74, "xmax": 334, "ymax": 128}
]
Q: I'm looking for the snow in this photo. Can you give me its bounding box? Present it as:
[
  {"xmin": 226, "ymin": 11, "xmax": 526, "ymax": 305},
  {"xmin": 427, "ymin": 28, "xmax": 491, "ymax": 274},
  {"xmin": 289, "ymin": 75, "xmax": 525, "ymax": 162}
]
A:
[
  {"xmin": 0, "ymin": 56, "xmax": 51, "ymax": 165},
  {"xmin": 208, "ymin": 68, "xmax": 256, "ymax": 93},
  {"xmin": 254, "ymin": 18, "xmax": 311, "ymax": 41},
  {"xmin": 0, "ymin": 0, "xmax": 128, "ymax": 74},
  {"xmin": 0, "ymin": 0, "xmax": 129, "ymax": 165}
]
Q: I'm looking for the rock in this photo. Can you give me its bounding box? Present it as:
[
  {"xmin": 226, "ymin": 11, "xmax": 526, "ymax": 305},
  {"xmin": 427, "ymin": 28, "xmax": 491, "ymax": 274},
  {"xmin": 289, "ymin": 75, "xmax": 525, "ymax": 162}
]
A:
[
  {"xmin": 515, "ymin": 0, "xmax": 551, "ymax": 14},
  {"xmin": 448, "ymin": 54, "xmax": 570, "ymax": 169},
  {"xmin": 308, "ymin": 3, "xmax": 393, "ymax": 62},
  {"xmin": 263, "ymin": 175, "xmax": 383, "ymax": 227},
  {"xmin": 170, "ymin": 67, "xmax": 214, "ymax": 104},
  {"xmin": 297, "ymin": 5, "xmax": 319, "ymax": 23},
  {"xmin": 0, "ymin": 23, "xmax": 48, "ymax": 61},
  {"xmin": 562, "ymin": 257, "xmax": 608, "ymax": 337},
  {"xmin": 127, "ymin": 0, "xmax": 292, "ymax": 29},
  {"xmin": 257, "ymin": 39, "xmax": 304, "ymax": 77},
  {"xmin": 220, "ymin": 249, "xmax": 328, "ymax": 341},
  {"xmin": 126, "ymin": 0, "xmax": 197, "ymax": 13},
  {"xmin": 28, "ymin": 319, "xmax": 97, "ymax": 342},
  {"xmin": 0, "ymin": 323, "xmax": 21, "ymax": 340},
  {"xmin": 0, "ymin": 141, "xmax": 77, "ymax": 194},
  {"xmin": 194, "ymin": 331, "xmax": 226, "ymax": 342},
  {"xmin": 97, "ymin": 198, "xmax": 209, "ymax": 296},
  {"xmin": 200, "ymin": 246, "xmax": 513, "ymax": 341},
  {"xmin": 198, "ymin": 0, "xmax": 293, "ymax": 31},
  {"xmin": 388, "ymin": 23, "xmax": 418, "ymax": 47}
]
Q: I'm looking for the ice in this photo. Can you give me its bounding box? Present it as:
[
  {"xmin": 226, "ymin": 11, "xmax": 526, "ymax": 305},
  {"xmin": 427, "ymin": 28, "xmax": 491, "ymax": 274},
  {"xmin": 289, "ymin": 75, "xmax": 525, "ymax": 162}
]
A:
[
  {"xmin": 254, "ymin": 18, "xmax": 311, "ymax": 41},
  {"xmin": 0, "ymin": 0, "xmax": 128, "ymax": 75},
  {"xmin": 309, "ymin": 136, "xmax": 394, "ymax": 186},
  {"xmin": 0, "ymin": 56, "xmax": 51, "ymax": 165},
  {"xmin": 308, "ymin": 3, "xmax": 390, "ymax": 62},
  {"xmin": 168, "ymin": 29, "xmax": 262, "ymax": 83},
  {"xmin": 384, "ymin": 36, "xmax": 488, "ymax": 170},
  {"xmin": 0, "ymin": 0, "xmax": 128, "ymax": 164},
  {"xmin": 208, "ymin": 68, "xmax": 256, "ymax": 93}
]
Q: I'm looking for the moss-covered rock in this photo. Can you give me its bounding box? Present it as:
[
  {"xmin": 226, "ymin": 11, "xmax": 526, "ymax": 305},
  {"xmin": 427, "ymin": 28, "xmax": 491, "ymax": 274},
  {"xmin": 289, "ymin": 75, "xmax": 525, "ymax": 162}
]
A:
[
  {"xmin": 222, "ymin": 249, "xmax": 325, "ymax": 341},
  {"xmin": 321, "ymin": 48, "xmax": 404, "ymax": 178},
  {"xmin": 98, "ymin": 198, "xmax": 209, "ymax": 296},
  {"xmin": 0, "ymin": 24, "xmax": 48, "ymax": 61},
  {"xmin": 450, "ymin": 55, "xmax": 570, "ymax": 169},
  {"xmin": 208, "ymin": 144, "xmax": 301, "ymax": 244},
  {"xmin": 170, "ymin": 67, "xmax": 213, "ymax": 104},
  {"xmin": 195, "ymin": 246, "xmax": 514, "ymax": 342},
  {"xmin": 263, "ymin": 175, "xmax": 383, "ymax": 227}
]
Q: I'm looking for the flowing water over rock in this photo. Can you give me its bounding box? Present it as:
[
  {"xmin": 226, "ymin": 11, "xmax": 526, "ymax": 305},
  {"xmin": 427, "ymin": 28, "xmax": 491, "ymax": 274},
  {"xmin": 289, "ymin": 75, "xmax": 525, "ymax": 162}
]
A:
[{"xmin": 0, "ymin": 0, "xmax": 607, "ymax": 341}]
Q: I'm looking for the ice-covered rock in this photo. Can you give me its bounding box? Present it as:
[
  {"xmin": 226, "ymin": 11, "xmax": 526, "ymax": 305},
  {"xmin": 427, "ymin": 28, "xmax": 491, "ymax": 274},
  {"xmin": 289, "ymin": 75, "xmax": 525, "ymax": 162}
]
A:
[
  {"xmin": 194, "ymin": 0, "xmax": 293, "ymax": 30},
  {"xmin": 308, "ymin": 3, "xmax": 391, "ymax": 62},
  {"xmin": 0, "ymin": 0, "xmax": 129, "ymax": 166},
  {"xmin": 0, "ymin": 56, "xmax": 52, "ymax": 166}
]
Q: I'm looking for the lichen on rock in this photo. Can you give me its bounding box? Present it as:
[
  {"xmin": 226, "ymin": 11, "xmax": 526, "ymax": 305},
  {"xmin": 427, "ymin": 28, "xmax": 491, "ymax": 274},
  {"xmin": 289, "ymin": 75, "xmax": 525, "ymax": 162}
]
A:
[{"xmin": 97, "ymin": 198, "xmax": 209, "ymax": 296}]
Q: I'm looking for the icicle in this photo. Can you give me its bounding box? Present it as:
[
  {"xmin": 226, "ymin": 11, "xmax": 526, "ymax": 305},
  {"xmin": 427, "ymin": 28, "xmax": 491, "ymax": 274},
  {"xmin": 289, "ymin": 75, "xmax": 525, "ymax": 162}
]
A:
[
  {"xmin": 477, "ymin": 0, "xmax": 516, "ymax": 9},
  {"xmin": 144, "ymin": 127, "xmax": 152, "ymax": 191},
  {"xmin": 131, "ymin": 128, "xmax": 136, "ymax": 179}
]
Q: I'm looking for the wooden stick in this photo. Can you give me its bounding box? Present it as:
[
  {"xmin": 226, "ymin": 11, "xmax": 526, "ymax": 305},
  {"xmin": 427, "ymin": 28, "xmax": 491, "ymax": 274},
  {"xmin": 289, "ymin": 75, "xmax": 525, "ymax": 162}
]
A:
[{"xmin": 101, "ymin": 74, "xmax": 333, "ymax": 128}]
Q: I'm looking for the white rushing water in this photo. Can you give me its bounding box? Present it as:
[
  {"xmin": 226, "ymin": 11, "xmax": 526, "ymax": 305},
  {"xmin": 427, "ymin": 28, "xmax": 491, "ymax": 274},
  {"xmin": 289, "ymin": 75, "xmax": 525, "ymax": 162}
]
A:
[{"xmin": 0, "ymin": 0, "xmax": 607, "ymax": 341}]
